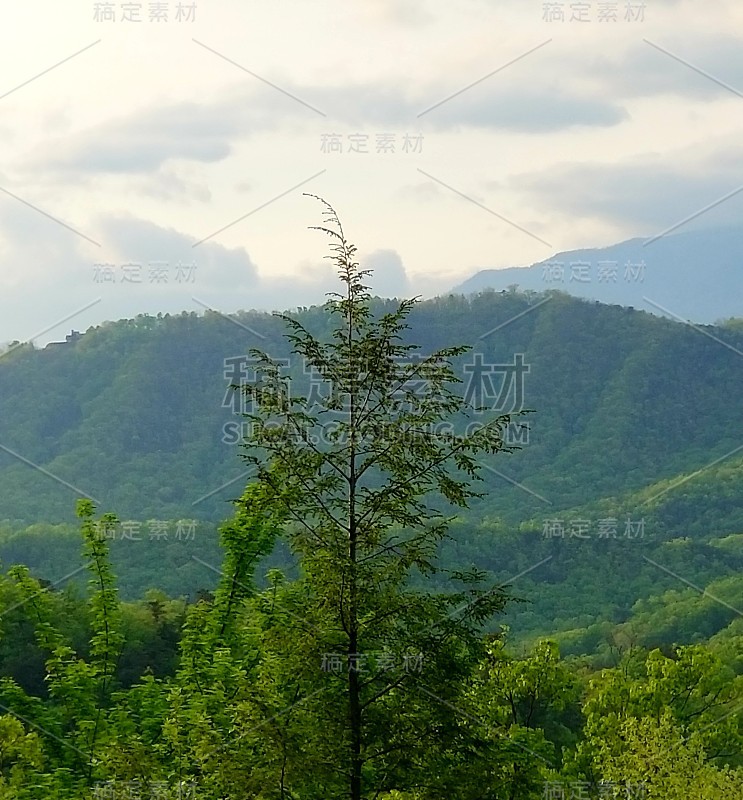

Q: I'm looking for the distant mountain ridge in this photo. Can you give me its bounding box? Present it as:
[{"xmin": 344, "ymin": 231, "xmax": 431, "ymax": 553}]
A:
[{"xmin": 450, "ymin": 225, "xmax": 743, "ymax": 324}]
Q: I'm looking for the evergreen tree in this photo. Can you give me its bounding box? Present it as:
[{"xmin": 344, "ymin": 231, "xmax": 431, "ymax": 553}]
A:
[{"xmin": 228, "ymin": 196, "xmax": 524, "ymax": 799}]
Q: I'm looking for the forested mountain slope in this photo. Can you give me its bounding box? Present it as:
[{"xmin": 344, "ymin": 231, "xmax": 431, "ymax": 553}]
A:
[
  {"xmin": 2, "ymin": 290, "xmax": 741, "ymax": 526},
  {"xmin": 1, "ymin": 290, "xmax": 742, "ymax": 646}
]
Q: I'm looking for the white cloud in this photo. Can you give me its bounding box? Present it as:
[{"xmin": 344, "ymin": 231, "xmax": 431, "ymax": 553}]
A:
[{"xmin": 0, "ymin": 0, "xmax": 741, "ymax": 341}]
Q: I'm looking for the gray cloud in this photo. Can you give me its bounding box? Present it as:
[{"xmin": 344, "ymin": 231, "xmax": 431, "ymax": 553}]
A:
[
  {"xmin": 509, "ymin": 141, "xmax": 743, "ymax": 232},
  {"xmin": 32, "ymin": 99, "xmax": 248, "ymax": 175},
  {"xmin": 417, "ymin": 84, "xmax": 628, "ymax": 131},
  {"xmin": 0, "ymin": 205, "xmax": 415, "ymax": 343},
  {"xmin": 584, "ymin": 34, "xmax": 743, "ymax": 101},
  {"xmin": 0, "ymin": 192, "xmax": 93, "ymax": 285},
  {"xmin": 136, "ymin": 170, "xmax": 212, "ymax": 203},
  {"xmin": 361, "ymin": 249, "xmax": 410, "ymax": 297},
  {"xmin": 96, "ymin": 216, "xmax": 259, "ymax": 289},
  {"xmin": 24, "ymin": 67, "xmax": 633, "ymax": 179},
  {"xmin": 365, "ymin": 0, "xmax": 435, "ymax": 26}
]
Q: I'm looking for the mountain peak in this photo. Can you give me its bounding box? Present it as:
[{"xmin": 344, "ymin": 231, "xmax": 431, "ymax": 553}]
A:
[{"xmin": 450, "ymin": 226, "xmax": 743, "ymax": 324}]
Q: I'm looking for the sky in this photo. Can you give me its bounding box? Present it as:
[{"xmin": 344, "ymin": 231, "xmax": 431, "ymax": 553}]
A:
[{"xmin": 1, "ymin": 0, "xmax": 742, "ymax": 344}]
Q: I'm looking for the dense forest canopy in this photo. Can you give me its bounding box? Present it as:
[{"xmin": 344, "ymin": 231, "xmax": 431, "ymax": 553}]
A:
[
  {"xmin": 0, "ymin": 201, "xmax": 739, "ymax": 797},
  {"xmin": 0, "ymin": 284, "xmax": 742, "ymax": 648}
]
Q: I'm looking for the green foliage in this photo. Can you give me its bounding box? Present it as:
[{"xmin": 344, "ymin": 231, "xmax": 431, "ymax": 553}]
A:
[
  {"xmin": 217, "ymin": 196, "xmax": 521, "ymax": 799},
  {"xmin": 569, "ymin": 644, "xmax": 743, "ymax": 795},
  {"xmin": 0, "ymin": 200, "xmax": 739, "ymax": 797},
  {"xmin": 2, "ymin": 285, "xmax": 743, "ymax": 649}
]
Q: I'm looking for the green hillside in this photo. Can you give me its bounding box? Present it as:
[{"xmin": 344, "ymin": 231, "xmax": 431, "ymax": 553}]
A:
[
  {"xmin": 2, "ymin": 289, "xmax": 742, "ymax": 528},
  {"xmin": 0, "ymin": 246, "xmax": 740, "ymax": 797},
  {"xmin": 1, "ymin": 289, "xmax": 742, "ymax": 648}
]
